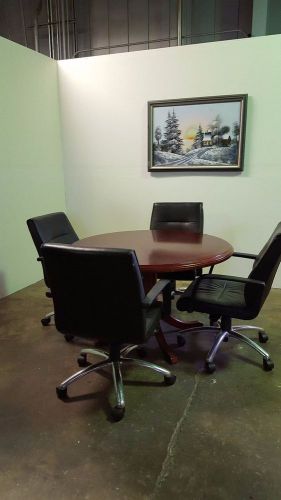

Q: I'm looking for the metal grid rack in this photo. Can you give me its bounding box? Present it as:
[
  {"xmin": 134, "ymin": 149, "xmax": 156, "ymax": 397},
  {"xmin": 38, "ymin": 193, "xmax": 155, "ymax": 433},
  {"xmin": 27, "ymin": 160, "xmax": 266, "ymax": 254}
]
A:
[{"xmin": 0, "ymin": 0, "xmax": 252, "ymax": 60}]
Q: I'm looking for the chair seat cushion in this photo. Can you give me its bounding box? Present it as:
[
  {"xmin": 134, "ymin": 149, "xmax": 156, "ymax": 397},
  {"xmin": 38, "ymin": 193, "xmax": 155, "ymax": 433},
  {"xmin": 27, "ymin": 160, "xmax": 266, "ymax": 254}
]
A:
[{"xmin": 177, "ymin": 278, "xmax": 256, "ymax": 320}]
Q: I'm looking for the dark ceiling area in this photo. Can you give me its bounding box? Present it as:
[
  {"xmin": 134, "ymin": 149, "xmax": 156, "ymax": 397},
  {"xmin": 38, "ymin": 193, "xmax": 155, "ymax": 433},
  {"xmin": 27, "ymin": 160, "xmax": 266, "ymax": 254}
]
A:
[{"xmin": 0, "ymin": 0, "xmax": 253, "ymax": 60}]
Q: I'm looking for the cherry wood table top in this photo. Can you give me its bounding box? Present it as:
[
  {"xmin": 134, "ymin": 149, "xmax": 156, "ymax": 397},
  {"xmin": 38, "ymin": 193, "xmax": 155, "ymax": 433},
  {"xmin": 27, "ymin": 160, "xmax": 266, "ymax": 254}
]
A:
[{"xmin": 73, "ymin": 230, "xmax": 233, "ymax": 273}]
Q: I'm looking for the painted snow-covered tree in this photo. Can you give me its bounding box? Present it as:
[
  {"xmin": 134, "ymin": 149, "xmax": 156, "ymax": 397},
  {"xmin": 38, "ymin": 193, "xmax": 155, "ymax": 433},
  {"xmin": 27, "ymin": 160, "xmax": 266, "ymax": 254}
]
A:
[
  {"xmin": 207, "ymin": 115, "xmax": 232, "ymax": 146},
  {"xmin": 209, "ymin": 115, "xmax": 222, "ymax": 135},
  {"xmin": 161, "ymin": 109, "xmax": 183, "ymax": 154},
  {"xmin": 193, "ymin": 124, "xmax": 204, "ymax": 149},
  {"xmin": 161, "ymin": 112, "xmax": 171, "ymax": 152},
  {"xmin": 154, "ymin": 126, "xmax": 162, "ymax": 150},
  {"xmin": 208, "ymin": 114, "xmax": 222, "ymax": 145},
  {"xmin": 232, "ymin": 121, "xmax": 240, "ymax": 143}
]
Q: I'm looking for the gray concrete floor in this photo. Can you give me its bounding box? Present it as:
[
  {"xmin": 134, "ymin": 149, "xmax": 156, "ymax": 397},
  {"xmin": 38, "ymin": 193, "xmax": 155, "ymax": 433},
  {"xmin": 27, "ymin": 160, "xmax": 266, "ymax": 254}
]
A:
[{"xmin": 1, "ymin": 281, "xmax": 281, "ymax": 500}]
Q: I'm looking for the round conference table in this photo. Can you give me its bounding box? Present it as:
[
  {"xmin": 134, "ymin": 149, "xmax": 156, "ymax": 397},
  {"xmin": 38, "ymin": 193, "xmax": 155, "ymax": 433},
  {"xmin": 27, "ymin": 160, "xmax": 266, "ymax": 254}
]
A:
[{"xmin": 74, "ymin": 230, "xmax": 233, "ymax": 363}]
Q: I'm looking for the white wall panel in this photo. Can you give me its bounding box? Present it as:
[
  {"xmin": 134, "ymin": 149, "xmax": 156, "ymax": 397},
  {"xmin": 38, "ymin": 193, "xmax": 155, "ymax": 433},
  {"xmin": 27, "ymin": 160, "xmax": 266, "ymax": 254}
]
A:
[{"xmin": 58, "ymin": 35, "xmax": 281, "ymax": 286}]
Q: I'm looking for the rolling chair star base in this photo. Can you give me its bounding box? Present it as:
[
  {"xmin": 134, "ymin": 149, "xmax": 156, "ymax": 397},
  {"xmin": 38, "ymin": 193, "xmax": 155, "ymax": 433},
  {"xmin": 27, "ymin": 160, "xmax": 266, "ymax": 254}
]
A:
[
  {"xmin": 178, "ymin": 323, "xmax": 274, "ymax": 374},
  {"xmin": 41, "ymin": 311, "xmax": 55, "ymax": 326},
  {"xmin": 56, "ymin": 344, "xmax": 176, "ymax": 421},
  {"xmin": 41, "ymin": 311, "xmax": 73, "ymax": 342}
]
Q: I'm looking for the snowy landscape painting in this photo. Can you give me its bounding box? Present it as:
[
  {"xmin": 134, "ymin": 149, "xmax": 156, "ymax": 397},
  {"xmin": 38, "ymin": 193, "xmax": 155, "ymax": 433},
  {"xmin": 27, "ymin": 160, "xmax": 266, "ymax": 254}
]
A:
[{"xmin": 148, "ymin": 94, "xmax": 247, "ymax": 172}]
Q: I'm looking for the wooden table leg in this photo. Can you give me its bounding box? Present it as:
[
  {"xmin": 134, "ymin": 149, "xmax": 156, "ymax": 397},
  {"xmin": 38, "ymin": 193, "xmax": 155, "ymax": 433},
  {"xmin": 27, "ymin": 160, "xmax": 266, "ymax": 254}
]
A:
[{"xmin": 155, "ymin": 329, "xmax": 179, "ymax": 364}]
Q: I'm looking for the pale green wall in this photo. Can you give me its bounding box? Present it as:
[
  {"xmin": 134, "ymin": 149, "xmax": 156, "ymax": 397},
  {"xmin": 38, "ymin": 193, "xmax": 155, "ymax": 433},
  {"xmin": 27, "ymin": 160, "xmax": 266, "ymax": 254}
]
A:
[
  {"xmin": 58, "ymin": 34, "xmax": 281, "ymax": 287},
  {"xmin": 0, "ymin": 37, "xmax": 66, "ymax": 298}
]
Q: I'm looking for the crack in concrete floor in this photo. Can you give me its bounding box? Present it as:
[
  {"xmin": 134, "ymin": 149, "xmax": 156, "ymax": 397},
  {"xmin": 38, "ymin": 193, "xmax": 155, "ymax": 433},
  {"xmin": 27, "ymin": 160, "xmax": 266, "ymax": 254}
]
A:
[{"xmin": 149, "ymin": 372, "xmax": 201, "ymax": 499}]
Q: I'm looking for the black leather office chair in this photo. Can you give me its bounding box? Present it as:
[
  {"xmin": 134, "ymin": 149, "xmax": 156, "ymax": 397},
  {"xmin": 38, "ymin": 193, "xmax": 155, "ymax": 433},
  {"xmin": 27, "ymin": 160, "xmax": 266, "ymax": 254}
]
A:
[
  {"xmin": 177, "ymin": 223, "xmax": 281, "ymax": 373},
  {"xmin": 150, "ymin": 202, "xmax": 204, "ymax": 290},
  {"xmin": 41, "ymin": 243, "xmax": 176, "ymax": 421},
  {"xmin": 26, "ymin": 212, "xmax": 78, "ymax": 327}
]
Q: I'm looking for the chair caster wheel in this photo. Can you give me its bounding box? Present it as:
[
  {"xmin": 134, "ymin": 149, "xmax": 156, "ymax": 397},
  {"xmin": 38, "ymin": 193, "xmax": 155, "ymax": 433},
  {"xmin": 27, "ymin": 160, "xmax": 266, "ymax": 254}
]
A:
[
  {"xmin": 205, "ymin": 361, "xmax": 216, "ymax": 374},
  {"xmin": 259, "ymin": 331, "xmax": 268, "ymax": 343},
  {"xmin": 164, "ymin": 374, "xmax": 177, "ymax": 385},
  {"xmin": 77, "ymin": 354, "xmax": 90, "ymax": 367},
  {"xmin": 41, "ymin": 317, "xmax": 51, "ymax": 326},
  {"xmin": 263, "ymin": 358, "xmax": 274, "ymax": 371},
  {"xmin": 177, "ymin": 335, "xmax": 185, "ymax": 347},
  {"xmin": 112, "ymin": 405, "xmax": 125, "ymax": 421},
  {"xmin": 56, "ymin": 386, "xmax": 68, "ymax": 399},
  {"xmin": 64, "ymin": 334, "xmax": 74, "ymax": 342}
]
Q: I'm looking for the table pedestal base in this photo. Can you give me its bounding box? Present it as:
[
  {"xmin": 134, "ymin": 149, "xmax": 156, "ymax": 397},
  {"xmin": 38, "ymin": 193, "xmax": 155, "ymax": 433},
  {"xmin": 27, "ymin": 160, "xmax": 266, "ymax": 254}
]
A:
[
  {"xmin": 155, "ymin": 316, "xmax": 203, "ymax": 365},
  {"xmin": 143, "ymin": 273, "xmax": 203, "ymax": 364}
]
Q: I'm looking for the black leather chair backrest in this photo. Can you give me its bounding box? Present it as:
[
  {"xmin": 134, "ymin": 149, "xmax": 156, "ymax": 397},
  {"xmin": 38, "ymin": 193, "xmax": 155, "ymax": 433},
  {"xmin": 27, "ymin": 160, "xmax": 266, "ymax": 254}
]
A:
[
  {"xmin": 246, "ymin": 222, "xmax": 281, "ymax": 309},
  {"xmin": 27, "ymin": 212, "xmax": 78, "ymax": 253},
  {"xmin": 41, "ymin": 244, "xmax": 147, "ymax": 344},
  {"xmin": 27, "ymin": 212, "xmax": 78, "ymax": 287},
  {"xmin": 150, "ymin": 202, "xmax": 203, "ymax": 233}
]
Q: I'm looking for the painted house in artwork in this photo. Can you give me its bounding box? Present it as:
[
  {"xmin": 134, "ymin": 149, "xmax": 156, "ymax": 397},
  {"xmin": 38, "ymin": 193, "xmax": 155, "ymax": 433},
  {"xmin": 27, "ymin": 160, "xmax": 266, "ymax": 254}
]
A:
[
  {"xmin": 202, "ymin": 131, "xmax": 231, "ymax": 147},
  {"xmin": 221, "ymin": 133, "xmax": 231, "ymax": 146},
  {"xmin": 202, "ymin": 131, "xmax": 212, "ymax": 146}
]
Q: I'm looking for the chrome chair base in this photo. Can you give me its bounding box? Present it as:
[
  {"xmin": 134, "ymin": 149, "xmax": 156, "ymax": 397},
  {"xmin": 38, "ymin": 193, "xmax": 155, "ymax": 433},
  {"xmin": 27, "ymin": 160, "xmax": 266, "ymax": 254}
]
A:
[
  {"xmin": 56, "ymin": 345, "xmax": 176, "ymax": 421},
  {"xmin": 41, "ymin": 311, "xmax": 54, "ymax": 326},
  {"xmin": 176, "ymin": 324, "xmax": 274, "ymax": 373},
  {"xmin": 41, "ymin": 312, "xmax": 73, "ymax": 342}
]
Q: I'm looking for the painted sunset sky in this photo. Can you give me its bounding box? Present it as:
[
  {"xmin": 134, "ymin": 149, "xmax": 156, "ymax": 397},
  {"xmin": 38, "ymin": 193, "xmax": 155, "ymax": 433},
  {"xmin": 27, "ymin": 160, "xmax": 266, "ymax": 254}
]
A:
[{"xmin": 153, "ymin": 101, "xmax": 241, "ymax": 149}]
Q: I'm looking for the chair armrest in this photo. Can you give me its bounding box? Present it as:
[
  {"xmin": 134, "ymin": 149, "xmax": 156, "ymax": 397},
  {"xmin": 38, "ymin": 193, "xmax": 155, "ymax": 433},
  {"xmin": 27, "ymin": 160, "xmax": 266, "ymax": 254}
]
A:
[
  {"xmin": 207, "ymin": 252, "xmax": 257, "ymax": 274},
  {"xmin": 232, "ymin": 252, "xmax": 257, "ymax": 260},
  {"xmin": 142, "ymin": 279, "xmax": 171, "ymax": 309}
]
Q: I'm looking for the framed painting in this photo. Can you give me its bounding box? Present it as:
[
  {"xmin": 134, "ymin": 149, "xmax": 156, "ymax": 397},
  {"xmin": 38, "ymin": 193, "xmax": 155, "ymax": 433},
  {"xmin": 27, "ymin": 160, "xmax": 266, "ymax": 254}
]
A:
[{"xmin": 148, "ymin": 94, "xmax": 247, "ymax": 172}]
